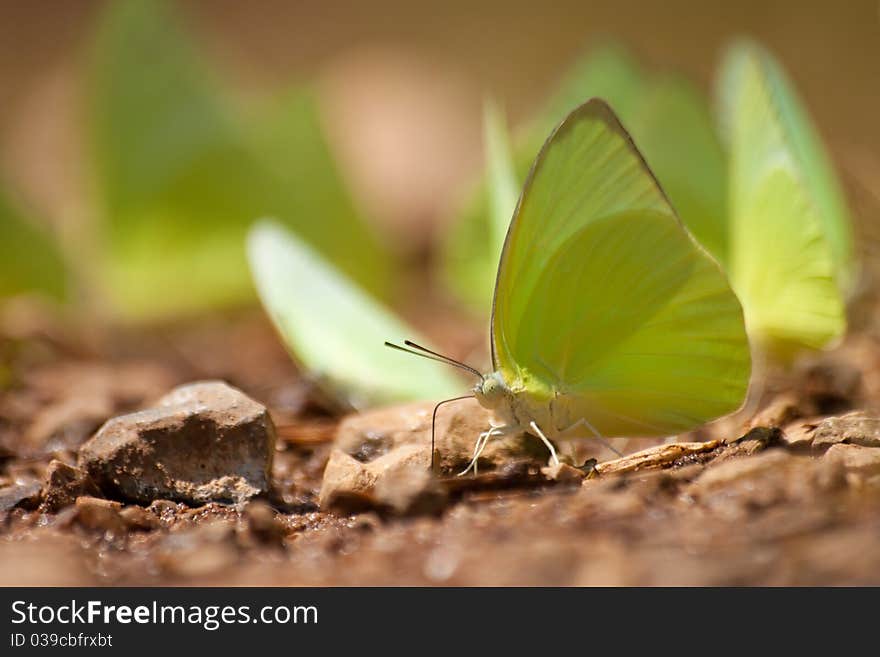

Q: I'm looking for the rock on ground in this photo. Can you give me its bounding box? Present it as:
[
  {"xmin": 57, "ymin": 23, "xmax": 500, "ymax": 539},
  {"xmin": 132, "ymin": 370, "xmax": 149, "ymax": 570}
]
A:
[
  {"xmin": 541, "ymin": 462, "xmax": 588, "ymax": 482},
  {"xmin": 78, "ymin": 381, "xmax": 275, "ymax": 506},
  {"xmin": 321, "ymin": 400, "xmax": 552, "ymax": 514},
  {"xmin": 119, "ymin": 505, "xmax": 162, "ymax": 531},
  {"xmin": 811, "ymin": 412, "xmax": 880, "ymax": 449},
  {"xmin": 319, "ymin": 445, "xmax": 446, "ymax": 515},
  {"xmin": 824, "ymin": 443, "xmax": 880, "ymax": 479},
  {"xmin": 334, "ymin": 399, "xmax": 547, "ymax": 474},
  {"xmin": 41, "ymin": 460, "xmax": 101, "ymax": 512},
  {"xmin": 0, "ymin": 480, "xmax": 42, "ymax": 512},
  {"xmin": 73, "ymin": 496, "xmax": 125, "ymax": 534}
]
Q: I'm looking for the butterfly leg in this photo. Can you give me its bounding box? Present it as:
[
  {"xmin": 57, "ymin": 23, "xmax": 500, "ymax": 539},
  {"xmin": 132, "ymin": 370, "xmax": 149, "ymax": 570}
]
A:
[
  {"xmin": 458, "ymin": 427, "xmax": 492, "ymax": 477},
  {"xmin": 470, "ymin": 429, "xmax": 493, "ymax": 477},
  {"xmin": 529, "ymin": 421, "xmax": 560, "ymax": 466},
  {"xmin": 458, "ymin": 424, "xmax": 513, "ymax": 476}
]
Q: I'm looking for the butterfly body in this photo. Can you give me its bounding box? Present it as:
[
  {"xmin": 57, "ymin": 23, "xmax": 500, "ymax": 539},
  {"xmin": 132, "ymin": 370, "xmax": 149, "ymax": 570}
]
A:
[{"xmin": 474, "ymin": 371, "xmax": 553, "ymax": 431}]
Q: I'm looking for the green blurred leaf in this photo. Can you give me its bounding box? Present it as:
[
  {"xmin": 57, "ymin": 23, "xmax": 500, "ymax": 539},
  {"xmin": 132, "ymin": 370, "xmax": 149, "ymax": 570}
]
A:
[
  {"xmin": 89, "ymin": 0, "xmax": 232, "ymax": 216},
  {"xmin": 526, "ymin": 42, "xmax": 646, "ymax": 155},
  {"xmin": 245, "ymin": 89, "xmax": 390, "ymax": 296},
  {"xmin": 484, "ymin": 101, "xmax": 519, "ymax": 261},
  {"xmin": 0, "ymin": 187, "xmax": 66, "ymax": 301},
  {"xmin": 443, "ymin": 102, "xmax": 520, "ymax": 311},
  {"xmin": 88, "ymin": 0, "xmax": 388, "ymax": 320},
  {"xmin": 443, "ymin": 187, "xmax": 495, "ymax": 312}
]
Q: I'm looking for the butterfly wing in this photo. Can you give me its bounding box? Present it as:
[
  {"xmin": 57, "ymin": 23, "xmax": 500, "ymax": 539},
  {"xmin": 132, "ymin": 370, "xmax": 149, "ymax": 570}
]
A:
[
  {"xmin": 442, "ymin": 100, "xmax": 522, "ymax": 312},
  {"xmin": 444, "ymin": 44, "xmax": 645, "ymax": 315},
  {"xmin": 491, "ymin": 99, "xmax": 750, "ymax": 437},
  {"xmin": 248, "ymin": 220, "xmax": 462, "ymax": 408},
  {"xmin": 720, "ymin": 44, "xmax": 846, "ymax": 357},
  {"xmin": 0, "ymin": 187, "xmax": 67, "ymax": 301},
  {"xmin": 720, "ymin": 41, "xmax": 852, "ymax": 290},
  {"xmin": 629, "ymin": 77, "xmax": 729, "ymax": 267}
]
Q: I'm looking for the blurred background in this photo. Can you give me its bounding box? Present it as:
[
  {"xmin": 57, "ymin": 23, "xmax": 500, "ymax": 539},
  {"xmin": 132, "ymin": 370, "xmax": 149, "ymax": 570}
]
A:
[
  {"xmin": 1, "ymin": 0, "xmax": 879, "ymax": 377},
  {"xmin": 2, "ymin": 1, "xmax": 878, "ymax": 274}
]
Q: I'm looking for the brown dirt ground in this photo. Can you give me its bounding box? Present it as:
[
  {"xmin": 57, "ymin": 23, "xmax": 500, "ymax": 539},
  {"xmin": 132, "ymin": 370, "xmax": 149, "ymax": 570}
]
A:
[
  {"xmin": 2, "ymin": 311, "xmax": 880, "ymax": 586},
  {"xmin": 2, "ymin": 0, "xmax": 880, "ymax": 588}
]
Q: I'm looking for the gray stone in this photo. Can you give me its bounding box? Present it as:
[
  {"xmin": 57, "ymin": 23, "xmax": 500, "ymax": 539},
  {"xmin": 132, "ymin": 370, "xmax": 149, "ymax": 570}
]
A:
[
  {"xmin": 41, "ymin": 460, "xmax": 101, "ymax": 512},
  {"xmin": 0, "ymin": 480, "xmax": 42, "ymax": 512},
  {"xmin": 319, "ymin": 444, "xmax": 446, "ymax": 515},
  {"xmin": 780, "ymin": 418, "xmax": 825, "ymax": 448},
  {"xmin": 78, "ymin": 381, "xmax": 275, "ymax": 505},
  {"xmin": 824, "ymin": 444, "xmax": 880, "ymax": 477},
  {"xmin": 812, "ymin": 412, "xmax": 880, "ymax": 449},
  {"xmin": 323, "ymin": 399, "xmax": 556, "ymax": 514},
  {"xmin": 334, "ymin": 399, "xmax": 546, "ymax": 475}
]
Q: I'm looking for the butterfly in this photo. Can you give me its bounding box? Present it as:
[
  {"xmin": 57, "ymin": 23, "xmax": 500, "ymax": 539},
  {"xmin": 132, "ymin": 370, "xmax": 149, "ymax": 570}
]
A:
[{"xmin": 390, "ymin": 98, "xmax": 752, "ymax": 473}]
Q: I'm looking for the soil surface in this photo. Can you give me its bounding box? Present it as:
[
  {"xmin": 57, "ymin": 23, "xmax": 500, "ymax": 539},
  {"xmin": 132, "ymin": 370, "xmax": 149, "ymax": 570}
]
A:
[
  {"xmin": 2, "ymin": 0, "xmax": 880, "ymax": 588},
  {"xmin": 2, "ymin": 311, "xmax": 880, "ymax": 586}
]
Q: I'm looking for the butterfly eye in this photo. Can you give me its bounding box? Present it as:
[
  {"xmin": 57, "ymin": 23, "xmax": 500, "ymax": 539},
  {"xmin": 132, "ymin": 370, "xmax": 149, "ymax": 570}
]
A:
[{"xmin": 481, "ymin": 378, "xmax": 501, "ymax": 397}]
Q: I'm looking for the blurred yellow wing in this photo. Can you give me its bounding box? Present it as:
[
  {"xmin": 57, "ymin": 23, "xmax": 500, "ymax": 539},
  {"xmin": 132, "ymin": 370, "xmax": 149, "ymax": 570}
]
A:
[
  {"xmin": 248, "ymin": 221, "xmax": 462, "ymax": 408},
  {"xmin": 721, "ymin": 43, "xmax": 846, "ymax": 358}
]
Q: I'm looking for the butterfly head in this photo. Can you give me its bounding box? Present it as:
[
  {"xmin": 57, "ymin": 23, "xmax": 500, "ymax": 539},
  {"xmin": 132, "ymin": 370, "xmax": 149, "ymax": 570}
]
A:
[
  {"xmin": 474, "ymin": 371, "xmax": 508, "ymax": 404},
  {"xmin": 473, "ymin": 371, "xmax": 522, "ymax": 428}
]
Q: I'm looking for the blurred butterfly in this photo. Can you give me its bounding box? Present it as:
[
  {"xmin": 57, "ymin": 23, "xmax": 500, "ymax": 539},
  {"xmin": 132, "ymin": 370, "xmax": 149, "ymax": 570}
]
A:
[
  {"xmin": 718, "ymin": 40, "xmax": 853, "ymax": 360},
  {"xmin": 248, "ymin": 220, "xmax": 462, "ymax": 409}
]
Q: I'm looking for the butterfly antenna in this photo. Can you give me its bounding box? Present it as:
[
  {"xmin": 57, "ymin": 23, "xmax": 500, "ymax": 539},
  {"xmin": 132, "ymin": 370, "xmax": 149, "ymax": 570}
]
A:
[
  {"xmin": 384, "ymin": 341, "xmax": 483, "ymax": 471},
  {"xmin": 430, "ymin": 395, "xmax": 474, "ymax": 471},
  {"xmin": 384, "ymin": 340, "xmax": 484, "ymax": 381}
]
